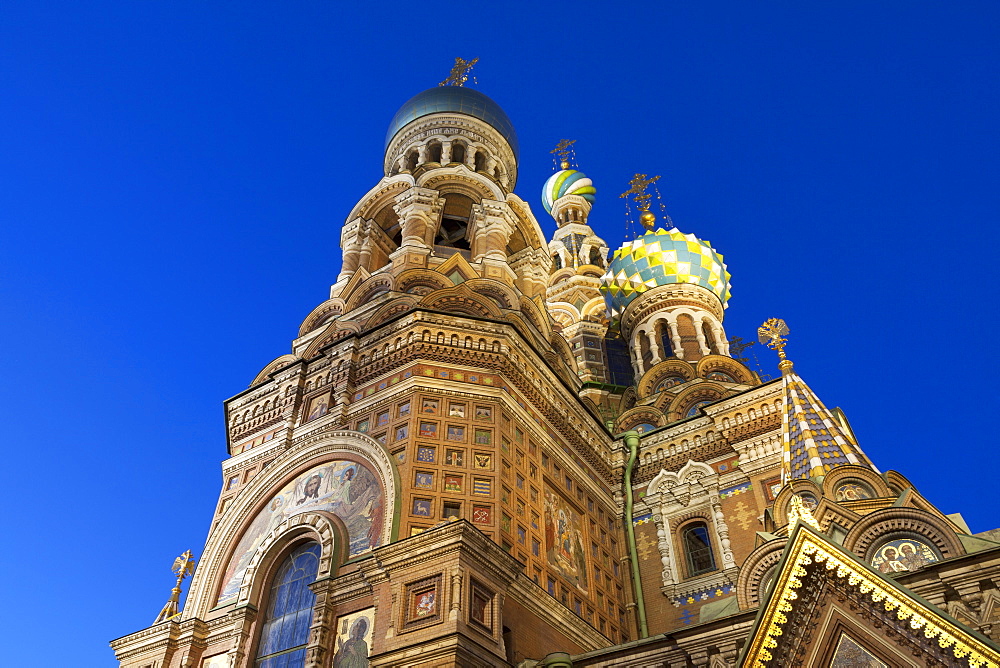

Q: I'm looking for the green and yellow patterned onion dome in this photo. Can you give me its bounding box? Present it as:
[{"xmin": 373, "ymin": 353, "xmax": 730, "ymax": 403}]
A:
[
  {"xmin": 600, "ymin": 227, "xmax": 732, "ymax": 318},
  {"xmin": 541, "ymin": 169, "xmax": 596, "ymax": 215}
]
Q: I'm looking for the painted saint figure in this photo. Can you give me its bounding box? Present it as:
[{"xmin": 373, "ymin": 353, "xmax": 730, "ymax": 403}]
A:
[
  {"xmin": 333, "ymin": 617, "xmax": 370, "ymax": 668},
  {"xmin": 308, "ymin": 396, "xmax": 329, "ymax": 421}
]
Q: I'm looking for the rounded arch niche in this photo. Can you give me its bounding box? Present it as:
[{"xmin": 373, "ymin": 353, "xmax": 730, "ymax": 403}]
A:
[{"xmin": 184, "ymin": 431, "xmax": 399, "ymax": 618}]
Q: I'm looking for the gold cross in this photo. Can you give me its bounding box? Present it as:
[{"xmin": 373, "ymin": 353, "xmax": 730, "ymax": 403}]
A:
[
  {"xmin": 439, "ymin": 57, "xmax": 479, "ymax": 87},
  {"xmin": 619, "ymin": 173, "xmax": 660, "ymax": 210},
  {"xmin": 620, "ymin": 173, "xmax": 661, "ymax": 229},
  {"xmin": 550, "ymin": 139, "xmax": 577, "ymax": 168}
]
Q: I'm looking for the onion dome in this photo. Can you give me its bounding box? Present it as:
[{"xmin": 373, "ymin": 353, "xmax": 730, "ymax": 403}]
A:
[
  {"xmin": 385, "ymin": 87, "xmax": 519, "ymax": 158},
  {"xmin": 600, "ymin": 227, "xmax": 732, "ymax": 318},
  {"xmin": 542, "ymin": 169, "xmax": 597, "ymax": 215}
]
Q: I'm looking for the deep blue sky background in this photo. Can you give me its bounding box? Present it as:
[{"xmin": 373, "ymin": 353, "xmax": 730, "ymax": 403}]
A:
[{"xmin": 1, "ymin": 2, "xmax": 997, "ymax": 665}]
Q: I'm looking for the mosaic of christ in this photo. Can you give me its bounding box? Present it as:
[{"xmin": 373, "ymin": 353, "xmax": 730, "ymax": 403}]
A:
[{"xmin": 217, "ymin": 460, "xmax": 384, "ymax": 603}]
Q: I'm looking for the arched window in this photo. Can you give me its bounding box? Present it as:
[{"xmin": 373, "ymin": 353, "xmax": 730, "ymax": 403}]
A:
[
  {"xmin": 682, "ymin": 523, "xmax": 716, "ymax": 576},
  {"xmin": 702, "ymin": 321, "xmax": 716, "ymax": 354},
  {"xmin": 436, "ymin": 194, "xmax": 473, "ymax": 250},
  {"xmin": 427, "ymin": 141, "xmax": 442, "ymax": 163},
  {"xmin": 254, "ymin": 542, "xmax": 321, "ymax": 667},
  {"xmin": 589, "ymin": 247, "xmax": 604, "ymax": 267}
]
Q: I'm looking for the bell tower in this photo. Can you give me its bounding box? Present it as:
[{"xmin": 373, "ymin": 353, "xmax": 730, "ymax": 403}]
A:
[
  {"xmin": 112, "ymin": 63, "xmax": 630, "ymax": 668},
  {"xmin": 542, "ymin": 140, "xmax": 611, "ymax": 386}
]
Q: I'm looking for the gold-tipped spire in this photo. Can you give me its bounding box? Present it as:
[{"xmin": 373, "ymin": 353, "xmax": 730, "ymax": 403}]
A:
[
  {"xmin": 758, "ymin": 317, "xmax": 793, "ymax": 373},
  {"xmin": 438, "ymin": 57, "xmax": 479, "ymax": 87},
  {"xmin": 787, "ymin": 494, "xmax": 822, "ymax": 531},
  {"xmin": 767, "ymin": 317, "xmax": 877, "ymax": 483},
  {"xmin": 153, "ymin": 550, "xmax": 195, "ymax": 624},
  {"xmin": 550, "ymin": 139, "xmax": 577, "ymax": 169},
  {"xmin": 620, "ymin": 173, "xmax": 661, "ymax": 230}
]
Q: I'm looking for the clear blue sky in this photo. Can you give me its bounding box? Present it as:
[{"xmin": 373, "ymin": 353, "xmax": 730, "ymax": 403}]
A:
[{"xmin": 1, "ymin": 2, "xmax": 997, "ymax": 665}]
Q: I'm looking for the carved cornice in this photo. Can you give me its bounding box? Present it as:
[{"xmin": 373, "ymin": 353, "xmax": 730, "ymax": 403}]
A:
[{"xmin": 621, "ymin": 283, "xmax": 725, "ymax": 335}]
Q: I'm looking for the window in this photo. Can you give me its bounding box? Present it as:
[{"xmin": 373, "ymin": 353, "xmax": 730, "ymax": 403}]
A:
[
  {"xmin": 682, "ymin": 523, "xmax": 716, "ymax": 576},
  {"xmin": 469, "ymin": 580, "xmax": 493, "ymax": 630},
  {"xmin": 443, "ymin": 502, "xmax": 461, "ymax": 520},
  {"xmin": 254, "ymin": 542, "xmax": 321, "ymax": 667}
]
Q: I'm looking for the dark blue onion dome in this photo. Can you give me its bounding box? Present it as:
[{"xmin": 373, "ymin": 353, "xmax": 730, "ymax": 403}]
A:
[{"xmin": 385, "ymin": 87, "xmax": 519, "ymax": 159}]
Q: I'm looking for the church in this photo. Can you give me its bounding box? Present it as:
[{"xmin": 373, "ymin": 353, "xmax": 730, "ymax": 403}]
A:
[{"xmin": 111, "ymin": 63, "xmax": 1000, "ymax": 667}]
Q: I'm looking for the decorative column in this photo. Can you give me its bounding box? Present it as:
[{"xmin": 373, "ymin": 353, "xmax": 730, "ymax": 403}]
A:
[
  {"xmin": 469, "ymin": 200, "xmax": 513, "ymax": 262},
  {"xmin": 667, "ymin": 319, "xmax": 684, "ymax": 361},
  {"xmin": 715, "ymin": 322, "xmax": 731, "ymax": 356},
  {"xmin": 647, "ymin": 328, "xmax": 664, "ymax": 366},
  {"xmin": 337, "ymin": 218, "xmax": 372, "ymax": 281},
  {"xmin": 392, "ymin": 187, "xmax": 442, "ymax": 262},
  {"xmin": 450, "ymin": 568, "xmax": 463, "ymax": 621},
  {"xmin": 695, "ymin": 321, "xmax": 710, "ymax": 357},
  {"xmin": 305, "ymin": 578, "xmax": 336, "ymax": 668},
  {"xmin": 225, "ymin": 606, "xmax": 259, "ymax": 668},
  {"xmin": 711, "ymin": 492, "xmax": 736, "ymax": 570},
  {"xmin": 651, "ymin": 511, "xmax": 676, "ymax": 586},
  {"xmin": 630, "ymin": 340, "xmax": 644, "ymax": 377},
  {"xmin": 441, "ymin": 140, "xmax": 452, "ymax": 164}
]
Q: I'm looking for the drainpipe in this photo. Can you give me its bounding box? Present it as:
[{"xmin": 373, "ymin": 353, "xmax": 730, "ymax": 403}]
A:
[{"xmin": 623, "ymin": 430, "xmax": 649, "ymax": 638}]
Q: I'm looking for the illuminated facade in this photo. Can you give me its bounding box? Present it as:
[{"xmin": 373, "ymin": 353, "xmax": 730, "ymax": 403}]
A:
[{"xmin": 111, "ymin": 80, "xmax": 1000, "ymax": 667}]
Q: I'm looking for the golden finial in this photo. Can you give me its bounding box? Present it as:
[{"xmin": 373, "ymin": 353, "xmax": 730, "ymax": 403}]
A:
[
  {"xmin": 620, "ymin": 173, "xmax": 661, "ymax": 230},
  {"xmin": 551, "ymin": 139, "xmax": 577, "ymax": 170},
  {"xmin": 758, "ymin": 317, "xmax": 794, "ymax": 373},
  {"xmin": 153, "ymin": 550, "xmax": 196, "ymax": 624},
  {"xmin": 787, "ymin": 495, "xmax": 821, "ymax": 531},
  {"xmin": 438, "ymin": 57, "xmax": 479, "ymax": 87}
]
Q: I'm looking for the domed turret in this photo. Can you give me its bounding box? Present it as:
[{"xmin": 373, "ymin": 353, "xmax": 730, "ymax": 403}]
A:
[
  {"xmin": 603, "ymin": 174, "xmax": 734, "ymax": 375},
  {"xmin": 386, "ymin": 86, "xmax": 519, "ymax": 158},
  {"xmin": 383, "ymin": 86, "xmax": 518, "ymax": 189},
  {"xmin": 601, "ymin": 227, "xmax": 731, "ymax": 319},
  {"xmin": 542, "ymin": 169, "xmax": 596, "ymax": 215}
]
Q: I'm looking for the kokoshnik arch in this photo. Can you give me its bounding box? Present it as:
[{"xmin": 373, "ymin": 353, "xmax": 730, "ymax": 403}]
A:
[{"xmin": 111, "ymin": 69, "xmax": 1000, "ymax": 668}]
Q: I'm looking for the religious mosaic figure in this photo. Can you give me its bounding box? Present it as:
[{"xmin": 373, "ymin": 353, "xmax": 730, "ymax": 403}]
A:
[
  {"xmin": 307, "ymin": 395, "xmax": 329, "ymax": 421},
  {"xmin": 217, "ymin": 460, "xmax": 384, "ymax": 603},
  {"xmin": 543, "ymin": 491, "xmax": 589, "ymax": 593},
  {"xmin": 415, "ymin": 590, "xmax": 436, "ymax": 616},
  {"xmin": 333, "ymin": 609, "xmax": 374, "ymax": 668},
  {"xmin": 871, "ymin": 539, "xmax": 938, "ymax": 574}
]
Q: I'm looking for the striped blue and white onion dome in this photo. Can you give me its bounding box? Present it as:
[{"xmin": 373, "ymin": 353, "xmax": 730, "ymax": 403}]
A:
[
  {"xmin": 542, "ymin": 169, "xmax": 596, "ymax": 215},
  {"xmin": 600, "ymin": 227, "xmax": 732, "ymax": 319}
]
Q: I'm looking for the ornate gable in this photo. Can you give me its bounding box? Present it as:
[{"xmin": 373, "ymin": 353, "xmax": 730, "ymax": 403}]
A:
[{"xmin": 740, "ymin": 523, "xmax": 1000, "ymax": 667}]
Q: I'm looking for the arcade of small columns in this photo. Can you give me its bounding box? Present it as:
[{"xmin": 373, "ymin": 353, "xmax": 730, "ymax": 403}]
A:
[
  {"xmin": 628, "ymin": 310, "xmax": 730, "ymax": 378},
  {"xmin": 391, "ymin": 137, "xmax": 511, "ymax": 189}
]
